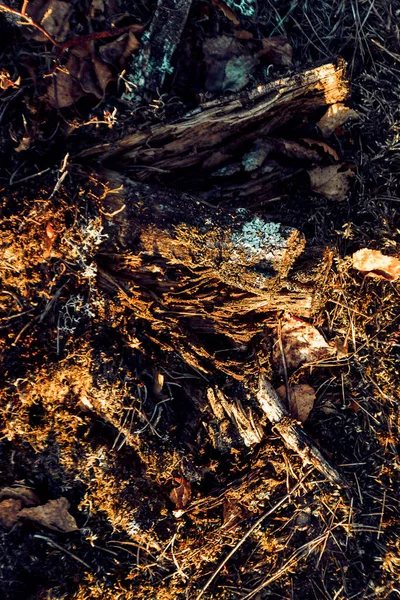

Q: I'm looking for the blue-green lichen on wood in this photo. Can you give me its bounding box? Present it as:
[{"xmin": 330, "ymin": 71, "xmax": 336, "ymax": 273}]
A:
[
  {"xmin": 231, "ymin": 217, "xmax": 287, "ymax": 262},
  {"xmin": 122, "ymin": 33, "xmax": 175, "ymax": 102},
  {"xmin": 224, "ymin": 0, "xmax": 257, "ymax": 17}
]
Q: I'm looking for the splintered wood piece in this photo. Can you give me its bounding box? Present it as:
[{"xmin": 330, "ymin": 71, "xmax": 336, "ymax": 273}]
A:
[
  {"xmin": 207, "ymin": 387, "xmax": 264, "ymax": 447},
  {"xmin": 77, "ymin": 61, "xmax": 349, "ymax": 185},
  {"xmin": 257, "ymin": 375, "xmax": 345, "ymax": 486},
  {"xmin": 122, "ymin": 0, "xmax": 193, "ymax": 101}
]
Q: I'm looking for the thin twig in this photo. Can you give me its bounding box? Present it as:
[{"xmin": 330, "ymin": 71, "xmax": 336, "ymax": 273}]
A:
[{"xmin": 34, "ymin": 534, "xmax": 94, "ymax": 571}]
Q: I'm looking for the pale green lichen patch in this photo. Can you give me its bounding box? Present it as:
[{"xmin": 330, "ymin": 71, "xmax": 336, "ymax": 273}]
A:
[
  {"xmin": 224, "ymin": 0, "xmax": 257, "ymax": 17},
  {"xmin": 231, "ymin": 218, "xmax": 288, "ymax": 262}
]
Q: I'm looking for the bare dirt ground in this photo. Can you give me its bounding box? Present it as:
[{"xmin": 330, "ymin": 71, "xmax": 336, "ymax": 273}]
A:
[{"xmin": 0, "ymin": 1, "xmax": 400, "ymax": 599}]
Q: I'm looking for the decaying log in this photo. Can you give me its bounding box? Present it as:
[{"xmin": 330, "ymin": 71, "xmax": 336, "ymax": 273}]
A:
[
  {"xmin": 257, "ymin": 375, "xmax": 345, "ymax": 486},
  {"xmin": 89, "ymin": 168, "xmax": 333, "ymax": 383},
  {"xmin": 78, "ymin": 61, "xmax": 349, "ymax": 202},
  {"xmin": 122, "ymin": 0, "xmax": 193, "ymax": 102},
  {"xmin": 97, "ymin": 170, "xmax": 331, "ymax": 323}
]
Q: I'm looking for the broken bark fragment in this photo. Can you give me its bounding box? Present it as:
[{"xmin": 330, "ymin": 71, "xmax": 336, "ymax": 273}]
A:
[
  {"xmin": 97, "ymin": 171, "xmax": 330, "ymax": 317},
  {"xmin": 257, "ymin": 375, "xmax": 345, "ymax": 486}
]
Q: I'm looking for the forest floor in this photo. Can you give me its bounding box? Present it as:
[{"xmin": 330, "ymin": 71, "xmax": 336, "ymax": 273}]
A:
[{"xmin": 0, "ymin": 1, "xmax": 400, "ymax": 599}]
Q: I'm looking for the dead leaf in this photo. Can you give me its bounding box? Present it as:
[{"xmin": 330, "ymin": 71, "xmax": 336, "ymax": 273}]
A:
[
  {"xmin": 307, "ymin": 164, "xmax": 354, "ymax": 201},
  {"xmin": 203, "ymin": 35, "xmax": 258, "ymax": 92},
  {"xmin": 258, "ymin": 36, "xmax": 293, "ymax": 66},
  {"xmin": 0, "ymin": 69, "xmax": 21, "ymax": 90},
  {"xmin": 0, "ymin": 498, "xmax": 22, "ymax": 528},
  {"xmin": 301, "ymin": 138, "xmax": 339, "ymax": 161},
  {"xmin": 46, "ymin": 222, "xmax": 56, "ymax": 241},
  {"xmin": 352, "ymin": 249, "xmax": 400, "ymax": 281},
  {"xmin": 333, "ymin": 338, "xmax": 348, "ymax": 359},
  {"xmin": 90, "ymin": 0, "xmax": 105, "ymax": 19},
  {"xmin": 274, "ymin": 314, "xmax": 334, "ymax": 372},
  {"xmin": 170, "ymin": 477, "xmax": 192, "ymax": 510},
  {"xmin": 317, "ymin": 103, "xmax": 359, "ymax": 137},
  {"xmin": 48, "ymin": 55, "xmax": 85, "ymax": 108},
  {"xmin": 99, "ymin": 31, "xmax": 140, "ymax": 67},
  {"xmin": 43, "ymin": 222, "xmax": 56, "ymax": 257},
  {"xmin": 15, "ymin": 136, "xmax": 31, "ymax": 153},
  {"xmin": 19, "ymin": 497, "xmax": 79, "ymax": 532},
  {"xmin": 233, "ymin": 29, "xmax": 254, "ymax": 40},
  {"xmin": 0, "ymin": 485, "xmax": 40, "ymax": 507},
  {"xmin": 211, "ymin": 0, "xmax": 240, "ymax": 25},
  {"xmin": 27, "ymin": 0, "xmax": 73, "ymax": 43},
  {"xmin": 276, "ymin": 384, "xmax": 316, "ymax": 422},
  {"xmin": 93, "ymin": 57, "xmax": 113, "ymax": 95},
  {"xmin": 122, "ymin": 31, "xmax": 141, "ymax": 63},
  {"xmin": 274, "ymin": 139, "xmax": 321, "ymax": 163}
]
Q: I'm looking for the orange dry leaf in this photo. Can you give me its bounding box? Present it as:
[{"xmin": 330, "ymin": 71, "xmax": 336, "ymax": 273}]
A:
[
  {"xmin": 352, "ymin": 249, "xmax": 400, "ymax": 281},
  {"xmin": 211, "ymin": 0, "xmax": 240, "ymax": 25},
  {"xmin": 170, "ymin": 477, "xmax": 192, "ymax": 511},
  {"xmin": 19, "ymin": 497, "xmax": 79, "ymax": 532},
  {"xmin": 0, "ymin": 69, "xmax": 21, "ymax": 90},
  {"xmin": 274, "ymin": 314, "xmax": 333, "ymax": 372}
]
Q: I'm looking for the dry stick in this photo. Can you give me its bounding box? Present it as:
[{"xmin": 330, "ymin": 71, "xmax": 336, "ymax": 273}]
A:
[
  {"xmin": 0, "ymin": 2, "xmax": 59, "ymax": 46},
  {"xmin": 194, "ymin": 470, "xmax": 312, "ymax": 600},
  {"xmin": 257, "ymin": 374, "xmax": 346, "ymax": 487},
  {"xmin": 34, "ymin": 534, "xmax": 94, "ymax": 571}
]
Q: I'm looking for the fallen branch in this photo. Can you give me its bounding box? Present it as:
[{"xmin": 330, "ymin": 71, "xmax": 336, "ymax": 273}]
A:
[
  {"xmin": 257, "ymin": 374, "xmax": 346, "ymax": 487},
  {"xmin": 77, "ymin": 61, "xmax": 349, "ymax": 198}
]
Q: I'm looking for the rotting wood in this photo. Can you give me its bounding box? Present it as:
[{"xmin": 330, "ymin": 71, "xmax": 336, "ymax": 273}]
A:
[
  {"xmin": 207, "ymin": 386, "xmax": 264, "ymax": 448},
  {"xmin": 96, "ymin": 170, "xmax": 332, "ymax": 325},
  {"xmin": 77, "ymin": 61, "xmax": 349, "ymax": 203},
  {"xmin": 122, "ymin": 0, "xmax": 194, "ymax": 102},
  {"xmin": 257, "ymin": 374, "xmax": 345, "ymax": 486}
]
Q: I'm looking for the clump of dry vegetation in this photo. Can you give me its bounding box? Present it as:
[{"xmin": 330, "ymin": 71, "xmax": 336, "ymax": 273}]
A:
[{"xmin": 0, "ymin": 1, "xmax": 400, "ymax": 599}]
